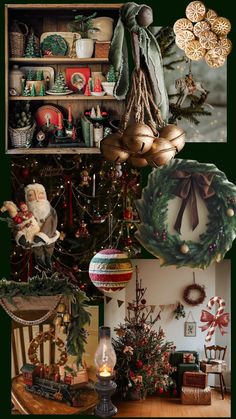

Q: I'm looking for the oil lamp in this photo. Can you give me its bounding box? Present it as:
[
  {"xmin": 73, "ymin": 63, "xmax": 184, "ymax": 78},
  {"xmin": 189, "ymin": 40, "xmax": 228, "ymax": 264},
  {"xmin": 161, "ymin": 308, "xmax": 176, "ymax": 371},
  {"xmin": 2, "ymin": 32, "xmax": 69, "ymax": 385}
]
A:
[{"xmin": 94, "ymin": 326, "xmax": 117, "ymax": 417}]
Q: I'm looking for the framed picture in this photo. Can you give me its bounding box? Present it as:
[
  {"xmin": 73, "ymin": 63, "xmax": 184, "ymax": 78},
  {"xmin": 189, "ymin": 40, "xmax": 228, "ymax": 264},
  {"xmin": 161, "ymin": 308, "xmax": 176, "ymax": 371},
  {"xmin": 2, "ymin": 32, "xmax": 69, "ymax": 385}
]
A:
[
  {"xmin": 66, "ymin": 67, "xmax": 91, "ymax": 93},
  {"xmin": 184, "ymin": 321, "xmax": 196, "ymax": 337}
]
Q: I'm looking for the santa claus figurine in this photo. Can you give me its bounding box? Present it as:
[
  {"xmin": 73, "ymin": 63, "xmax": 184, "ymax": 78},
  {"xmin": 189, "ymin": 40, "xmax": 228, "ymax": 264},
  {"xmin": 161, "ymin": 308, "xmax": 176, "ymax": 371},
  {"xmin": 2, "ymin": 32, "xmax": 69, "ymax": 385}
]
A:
[{"xmin": 18, "ymin": 183, "xmax": 60, "ymax": 269}]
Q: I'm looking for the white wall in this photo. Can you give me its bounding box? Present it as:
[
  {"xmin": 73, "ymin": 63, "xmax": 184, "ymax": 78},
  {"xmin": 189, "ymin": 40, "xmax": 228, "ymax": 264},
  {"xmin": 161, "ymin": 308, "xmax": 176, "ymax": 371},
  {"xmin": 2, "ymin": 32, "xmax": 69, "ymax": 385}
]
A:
[
  {"xmin": 215, "ymin": 259, "xmax": 231, "ymax": 390},
  {"xmin": 104, "ymin": 259, "xmax": 231, "ymax": 389}
]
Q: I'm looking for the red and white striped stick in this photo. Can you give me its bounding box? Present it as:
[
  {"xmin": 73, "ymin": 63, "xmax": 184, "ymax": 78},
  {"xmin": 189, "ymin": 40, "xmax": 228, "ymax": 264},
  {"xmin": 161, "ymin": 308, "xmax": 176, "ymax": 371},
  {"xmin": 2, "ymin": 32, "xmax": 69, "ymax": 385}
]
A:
[{"xmin": 205, "ymin": 296, "xmax": 225, "ymax": 342}]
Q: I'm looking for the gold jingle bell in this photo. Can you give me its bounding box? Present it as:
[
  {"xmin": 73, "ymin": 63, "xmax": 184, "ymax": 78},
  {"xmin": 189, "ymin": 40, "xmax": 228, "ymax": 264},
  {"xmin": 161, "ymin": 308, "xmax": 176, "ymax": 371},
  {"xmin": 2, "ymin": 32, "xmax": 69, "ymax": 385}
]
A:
[
  {"xmin": 159, "ymin": 124, "xmax": 186, "ymax": 153},
  {"xmin": 55, "ymin": 316, "xmax": 63, "ymax": 327},
  {"xmin": 63, "ymin": 313, "xmax": 71, "ymax": 323},
  {"xmin": 57, "ymin": 303, "xmax": 66, "ymax": 314},
  {"xmin": 143, "ymin": 137, "xmax": 176, "ymax": 167},
  {"xmin": 101, "ymin": 133, "xmax": 129, "ymax": 163},
  {"xmin": 127, "ymin": 154, "xmax": 149, "ymax": 168},
  {"xmin": 122, "ymin": 122, "xmax": 154, "ymax": 154}
]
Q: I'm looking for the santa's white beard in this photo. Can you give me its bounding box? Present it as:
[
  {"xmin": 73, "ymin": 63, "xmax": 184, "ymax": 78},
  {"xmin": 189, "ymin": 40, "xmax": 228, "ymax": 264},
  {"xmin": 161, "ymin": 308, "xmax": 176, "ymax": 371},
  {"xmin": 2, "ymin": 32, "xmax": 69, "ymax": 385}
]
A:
[{"xmin": 27, "ymin": 200, "xmax": 51, "ymax": 226}]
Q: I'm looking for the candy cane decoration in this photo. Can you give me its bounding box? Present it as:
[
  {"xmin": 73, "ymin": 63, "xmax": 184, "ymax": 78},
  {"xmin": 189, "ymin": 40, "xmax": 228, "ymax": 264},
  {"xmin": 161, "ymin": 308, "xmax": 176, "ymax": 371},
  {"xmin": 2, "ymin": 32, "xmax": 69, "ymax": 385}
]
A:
[{"xmin": 205, "ymin": 296, "xmax": 226, "ymax": 342}]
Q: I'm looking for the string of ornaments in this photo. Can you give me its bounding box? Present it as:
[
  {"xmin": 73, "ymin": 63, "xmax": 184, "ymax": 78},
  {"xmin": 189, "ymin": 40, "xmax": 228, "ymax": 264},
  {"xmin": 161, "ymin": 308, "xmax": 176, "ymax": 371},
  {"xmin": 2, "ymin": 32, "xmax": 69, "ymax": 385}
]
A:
[
  {"xmin": 101, "ymin": 68, "xmax": 186, "ymax": 168},
  {"xmin": 174, "ymin": 1, "xmax": 232, "ymax": 68}
]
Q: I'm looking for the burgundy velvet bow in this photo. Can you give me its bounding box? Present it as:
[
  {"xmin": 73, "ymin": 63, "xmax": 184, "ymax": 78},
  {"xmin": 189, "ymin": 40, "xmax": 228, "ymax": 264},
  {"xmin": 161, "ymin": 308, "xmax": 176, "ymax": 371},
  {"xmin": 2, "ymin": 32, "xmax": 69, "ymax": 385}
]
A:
[
  {"xmin": 199, "ymin": 310, "xmax": 230, "ymax": 336},
  {"xmin": 171, "ymin": 171, "xmax": 215, "ymax": 233}
]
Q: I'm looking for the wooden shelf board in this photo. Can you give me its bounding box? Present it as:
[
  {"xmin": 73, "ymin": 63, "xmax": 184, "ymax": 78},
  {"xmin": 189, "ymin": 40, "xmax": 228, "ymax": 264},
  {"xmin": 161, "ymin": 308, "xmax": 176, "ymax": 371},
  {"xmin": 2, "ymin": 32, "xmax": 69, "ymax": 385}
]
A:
[
  {"xmin": 6, "ymin": 3, "xmax": 123, "ymax": 9},
  {"xmin": 6, "ymin": 147, "xmax": 101, "ymax": 155},
  {"xmin": 9, "ymin": 57, "xmax": 109, "ymax": 64},
  {"xmin": 9, "ymin": 95, "xmax": 116, "ymax": 101}
]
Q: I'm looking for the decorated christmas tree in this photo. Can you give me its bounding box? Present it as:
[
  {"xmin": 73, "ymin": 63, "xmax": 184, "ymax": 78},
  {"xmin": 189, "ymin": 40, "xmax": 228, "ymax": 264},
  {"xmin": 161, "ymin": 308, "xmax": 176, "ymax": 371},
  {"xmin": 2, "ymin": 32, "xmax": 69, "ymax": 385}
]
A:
[
  {"xmin": 30, "ymin": 84, "xmax": 36, "ymax": 96},
  {"xmin": 27, "ymin": 70, "xmax": 36, "ymax": 81},
  {"xmin": 47, "ymin": 71, "xmax": 71, "ymax": 94},
  {"xmin": 22, "ymin": 85, "xmax": 31, "ymax": 97},
  {"xmin": 106, "ymin": 65, "xmax": 117, "ymax": 82},
  {"xmin": 113, "ymin": 266, "xmax": 176, "ymax": 399},
  {"xmin": 36, "ymin": 70, "xmax": 44, "ymax": 81},
  {"xmin": 24, "ymin": 32, "xmax": 40, "ymax": 58},
  {"xmin": 39, "ymin": 84, "xmax": 45, "ymax": 96}
]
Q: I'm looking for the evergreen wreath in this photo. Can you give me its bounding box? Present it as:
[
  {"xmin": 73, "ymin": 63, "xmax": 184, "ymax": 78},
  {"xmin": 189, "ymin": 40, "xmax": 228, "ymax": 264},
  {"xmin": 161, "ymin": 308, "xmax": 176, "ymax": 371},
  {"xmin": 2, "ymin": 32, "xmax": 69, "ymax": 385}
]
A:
[
  {"xmin": 135, "ymin": 159, "xmax": 236, "ymax": 269},
  {"xmin": 183, "ymin": 284, "xmax": 206, "ymax": 306}
]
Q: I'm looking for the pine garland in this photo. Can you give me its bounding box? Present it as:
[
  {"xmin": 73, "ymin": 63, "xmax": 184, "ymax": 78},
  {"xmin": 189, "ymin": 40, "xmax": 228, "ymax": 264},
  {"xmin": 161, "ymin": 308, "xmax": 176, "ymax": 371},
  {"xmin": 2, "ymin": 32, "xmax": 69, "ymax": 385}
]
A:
[{"xmin": 135, "ymin": 159, "xmax": 236, "ymax": 269}]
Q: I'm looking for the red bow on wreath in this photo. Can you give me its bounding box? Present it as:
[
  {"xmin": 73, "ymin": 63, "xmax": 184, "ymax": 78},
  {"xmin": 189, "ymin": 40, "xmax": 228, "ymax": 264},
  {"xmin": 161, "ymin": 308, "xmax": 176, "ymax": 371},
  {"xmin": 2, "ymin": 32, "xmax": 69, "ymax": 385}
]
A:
[
  {"xmin": 171, "ymin": 171, "xmax": 215, "ymax": 233},
  {"xmin": 199, "ymin": 310, "xmax": 230, "ymax": 342}
]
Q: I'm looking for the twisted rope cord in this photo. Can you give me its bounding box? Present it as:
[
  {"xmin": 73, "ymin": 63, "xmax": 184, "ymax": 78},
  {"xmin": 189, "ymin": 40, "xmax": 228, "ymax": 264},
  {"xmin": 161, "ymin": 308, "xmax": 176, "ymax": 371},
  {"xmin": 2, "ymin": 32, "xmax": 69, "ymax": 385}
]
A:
[{"xmin": 120, "ymin": 68, "xmax": 164, "ymax": 133}]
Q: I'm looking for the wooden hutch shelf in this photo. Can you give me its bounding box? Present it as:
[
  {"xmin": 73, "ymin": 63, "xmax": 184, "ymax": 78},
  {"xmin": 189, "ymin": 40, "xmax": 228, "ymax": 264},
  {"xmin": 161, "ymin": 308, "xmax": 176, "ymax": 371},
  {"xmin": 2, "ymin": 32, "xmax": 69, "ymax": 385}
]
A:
[
  {"xmin": 9, "ymin": 95, "xmax": 116, "ymax": 101},
  {"xmin": 9, "ymin": 57, "xmax": 109, "ymax": 64},
  {"xmin": 6, "ymin": 147, "xmax": 101, "ymax": 155},
  {"xmin": 5, "ymin": 3, "xmax": 124, "ymax": 154}
]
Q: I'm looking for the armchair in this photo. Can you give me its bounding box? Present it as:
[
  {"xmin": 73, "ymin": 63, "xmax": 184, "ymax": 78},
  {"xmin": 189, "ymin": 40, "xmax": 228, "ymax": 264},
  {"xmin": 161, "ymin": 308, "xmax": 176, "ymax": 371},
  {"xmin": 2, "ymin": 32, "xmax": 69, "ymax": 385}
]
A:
[{"xmin": 169, "ymin": 350, "xmax": 200, "ymax": 392}]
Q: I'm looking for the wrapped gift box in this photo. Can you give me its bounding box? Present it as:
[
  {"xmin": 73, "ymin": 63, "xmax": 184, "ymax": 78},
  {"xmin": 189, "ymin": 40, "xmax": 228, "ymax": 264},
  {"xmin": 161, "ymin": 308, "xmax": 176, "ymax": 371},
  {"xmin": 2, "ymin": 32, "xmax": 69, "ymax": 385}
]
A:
[
  {"xmin": 200, "ymin": 359, "xmax": 227, "ymax": 373},
  {"xmin": 183, "ymin": 371, "xmax": 208, "ymax": 389},
  {"xmin": 181, "ymin": 386, "xmax": 211, "ymax": 405}
]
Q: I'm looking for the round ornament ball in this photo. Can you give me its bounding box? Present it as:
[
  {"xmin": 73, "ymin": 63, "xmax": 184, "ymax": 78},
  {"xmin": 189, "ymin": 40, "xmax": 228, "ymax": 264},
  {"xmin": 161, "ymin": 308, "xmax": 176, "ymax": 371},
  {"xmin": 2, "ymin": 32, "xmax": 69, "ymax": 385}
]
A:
[
  {"xmin": 122, "ymin": 123, "xmax": 154, "ymax": 154},
  {"xmin": 144, "ymin": 137, "xmax": 176, "ymax": 167},
  {"xmin": 89, "ymin": 248, "xmax": 133, "ymax": 293},
  {"xmin": 159, "ymin": 124, "xmax": 186, "ymax": 152},
  {"xmin": 180, "ymin": 243, "xmax": 190, "ymax": 254},
  {"xmin": 101, "ymin": 133, "xmax": 129, "ymax": 163},
  {"xmin": 226, "ymin": 208, "xmax": 234, "ymax": 217},
  {"xmin": 21, "ymin": 167, "xmax": 30, "ymax": 178}
]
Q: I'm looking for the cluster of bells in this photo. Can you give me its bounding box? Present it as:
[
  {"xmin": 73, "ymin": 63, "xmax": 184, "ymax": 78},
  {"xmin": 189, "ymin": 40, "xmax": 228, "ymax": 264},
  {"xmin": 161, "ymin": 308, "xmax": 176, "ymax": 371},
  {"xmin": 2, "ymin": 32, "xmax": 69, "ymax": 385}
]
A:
[
  {"xmin": 100, "ymin": 122, "xmax": 186, "ymax": 168},
  {"xmin": 54, "ymin": 302, "xmax": 71, "ymax": 334}
]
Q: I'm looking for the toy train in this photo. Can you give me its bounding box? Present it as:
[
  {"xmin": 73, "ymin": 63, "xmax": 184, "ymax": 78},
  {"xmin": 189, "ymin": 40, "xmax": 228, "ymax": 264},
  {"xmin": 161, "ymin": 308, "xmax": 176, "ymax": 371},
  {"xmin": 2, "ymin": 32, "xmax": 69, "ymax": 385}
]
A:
[{"xmin": 21, "ymin": 364, "xmax": 81, "ymax": 407}]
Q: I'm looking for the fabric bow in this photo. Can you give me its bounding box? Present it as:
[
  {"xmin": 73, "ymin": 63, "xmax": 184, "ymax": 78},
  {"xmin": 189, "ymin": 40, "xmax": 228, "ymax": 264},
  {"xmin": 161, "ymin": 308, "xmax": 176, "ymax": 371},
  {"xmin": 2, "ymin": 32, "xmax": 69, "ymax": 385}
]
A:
[
  {"xmin": 171, "ymin": 171, "xmax": 215, "ymax": 233},
  {"xmin": 199, "ymin": 310, "xmax": 230, "ymax": 341}
]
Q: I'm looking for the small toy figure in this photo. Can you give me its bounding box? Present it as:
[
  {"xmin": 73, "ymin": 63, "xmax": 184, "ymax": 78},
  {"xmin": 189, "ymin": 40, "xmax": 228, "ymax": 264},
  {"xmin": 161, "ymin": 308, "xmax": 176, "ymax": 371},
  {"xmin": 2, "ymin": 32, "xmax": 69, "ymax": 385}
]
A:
[
  {"xmin": 75, "ymin": 220, "xmax": 90, "ymax": 238},
  {"xmin": 79, "ymin": 169, "xmax": 91, "ymax": 187},
  {"xmin": 0, "ymin": 200, "xmax": 40, "ymax": 246}
]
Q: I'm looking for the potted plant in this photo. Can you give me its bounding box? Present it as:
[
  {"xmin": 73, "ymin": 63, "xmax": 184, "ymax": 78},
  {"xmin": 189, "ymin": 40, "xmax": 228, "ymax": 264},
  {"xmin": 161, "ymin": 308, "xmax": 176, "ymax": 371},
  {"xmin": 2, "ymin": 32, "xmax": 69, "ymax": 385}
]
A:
[
  {"xmin": 102, "ymin": 65, "xmax": 117, "ymax": 96},
  {"xmin": 68, "ymin": 13, "xmax": 97, "ymax": 58}
]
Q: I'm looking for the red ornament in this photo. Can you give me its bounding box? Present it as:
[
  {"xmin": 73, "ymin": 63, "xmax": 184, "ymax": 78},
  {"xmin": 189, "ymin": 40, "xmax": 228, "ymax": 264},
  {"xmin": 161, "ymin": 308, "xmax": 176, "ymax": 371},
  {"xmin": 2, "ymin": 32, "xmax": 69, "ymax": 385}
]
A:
[
  {"xmin": 141, "ymin": 299, "xmax": 146, "ymax": 305},
  {"xmin": 93, "ymin": 78, "xmax": 103, "ymax": 93},
  {"xmin": 173, "ymin": 389, "xmax": 178, "ymax": 396},
  {"xmin": 136, "ymin": 360, "xmax": 143, "ymax": 369},
  {"xmin": 62, "ymin": 201, "xmax": 68, "ymax": 209},
  {"xmin": 158, "ymin": 387, "xmax": 164, "ymax": 394},
  {"xmin": 123, "ymin": 207, "xmax": 133, "ymax": 220},
  {"xmin": 22, "ymin": 167, "xmax": 29, "ymax": 178},
  {"xmin": 125, "ymin": 237, "xmax": 133, "ymax": 246},
  {"xmin": 84, "ymin": 83, "xmax": 91, "ymax": 96},
  {"xmin": 129, "ymin": 370, "xmax": 135, "ymax": 378}
]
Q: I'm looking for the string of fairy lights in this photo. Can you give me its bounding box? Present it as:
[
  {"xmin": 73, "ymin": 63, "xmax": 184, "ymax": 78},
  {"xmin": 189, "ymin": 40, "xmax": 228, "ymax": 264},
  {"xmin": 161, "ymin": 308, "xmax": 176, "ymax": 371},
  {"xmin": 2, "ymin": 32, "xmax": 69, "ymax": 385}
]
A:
[{"xmin": 7, "ymin": 155, "xmax": 142, "ymax": 288}]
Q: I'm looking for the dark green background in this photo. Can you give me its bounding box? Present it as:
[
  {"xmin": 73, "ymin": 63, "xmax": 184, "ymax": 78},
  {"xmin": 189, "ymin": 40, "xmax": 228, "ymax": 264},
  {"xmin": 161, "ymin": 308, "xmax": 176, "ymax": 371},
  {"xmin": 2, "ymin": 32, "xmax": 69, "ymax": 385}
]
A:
[{"xmin": 0, "ymin": 0, "xmax": 235, "ymax": 417}]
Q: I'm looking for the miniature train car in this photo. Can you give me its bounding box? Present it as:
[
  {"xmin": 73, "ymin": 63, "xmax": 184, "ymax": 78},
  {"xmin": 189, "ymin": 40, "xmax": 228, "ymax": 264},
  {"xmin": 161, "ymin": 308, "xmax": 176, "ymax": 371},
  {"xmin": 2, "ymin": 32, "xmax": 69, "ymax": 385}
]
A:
[{"xmin": 21, "ymin": 364, "xmax": 80, "ymax": 406}]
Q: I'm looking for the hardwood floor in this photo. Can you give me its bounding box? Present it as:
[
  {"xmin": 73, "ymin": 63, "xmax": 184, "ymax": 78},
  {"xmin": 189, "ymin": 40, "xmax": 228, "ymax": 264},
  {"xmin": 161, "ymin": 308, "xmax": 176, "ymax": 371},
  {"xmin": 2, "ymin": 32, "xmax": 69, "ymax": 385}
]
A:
[{"xmin": 115, "ymin": 390, "xmax": 231, "ymax": 417}]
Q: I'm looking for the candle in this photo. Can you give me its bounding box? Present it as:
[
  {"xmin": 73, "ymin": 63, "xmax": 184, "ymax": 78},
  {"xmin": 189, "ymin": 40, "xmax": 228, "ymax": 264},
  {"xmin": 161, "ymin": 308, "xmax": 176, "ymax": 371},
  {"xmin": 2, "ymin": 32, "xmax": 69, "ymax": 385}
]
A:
[
  {"xmin": 58, "ymin": 112, "xmax": 63, "ymax": 130},
  {"xmin": 99, "ymin": 371, "xmax": 111, "ymax": 377},
  {"xmin": 92, "ymin": 173, "xmax": 96, "ymax": 197},
  {"xmin": 46, "ymin": 114, "xmax": 50, "ymax": 128},
  {"xmin": 68, "ymin": 105, "xmax": 72, "ymax": 123}
]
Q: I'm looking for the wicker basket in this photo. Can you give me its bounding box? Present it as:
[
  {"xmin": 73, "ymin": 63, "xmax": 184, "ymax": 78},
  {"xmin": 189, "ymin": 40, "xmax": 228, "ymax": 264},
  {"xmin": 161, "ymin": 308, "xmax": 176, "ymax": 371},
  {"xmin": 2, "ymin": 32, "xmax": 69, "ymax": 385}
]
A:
[
  {"xmin": 9, "ymin": 122, "xmax": 36, "ymax": 148},
  {"xmin": 95, "ymin": 41, "xmax": 111, "ymax": 58},
  {"xmin": 9, "ymin": 21, "xmax": 29, "ymax": 57}
]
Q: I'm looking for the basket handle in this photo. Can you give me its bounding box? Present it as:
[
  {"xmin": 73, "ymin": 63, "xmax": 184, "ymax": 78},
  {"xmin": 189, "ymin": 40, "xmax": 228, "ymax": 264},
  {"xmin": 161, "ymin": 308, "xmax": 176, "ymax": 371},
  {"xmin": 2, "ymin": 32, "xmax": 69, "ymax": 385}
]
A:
[{"xmin": 18, "ymin": 22, "xmax": 29, "ymax": 36}]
